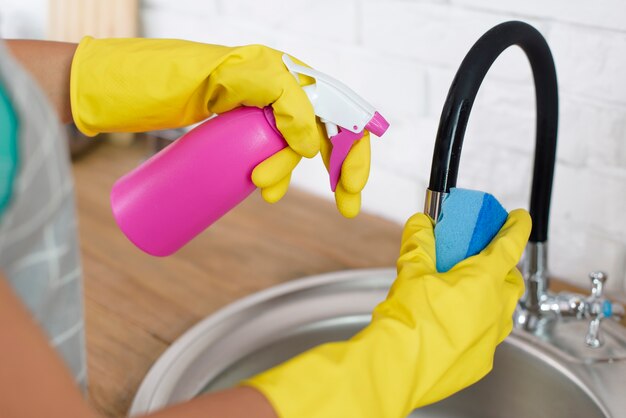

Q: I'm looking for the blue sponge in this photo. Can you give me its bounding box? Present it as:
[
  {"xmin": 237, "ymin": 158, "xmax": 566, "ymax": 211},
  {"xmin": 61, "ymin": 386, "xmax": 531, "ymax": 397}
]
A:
[{"xmin": 434, "ymin": 188, "xmax": 508, "ymax": 272}]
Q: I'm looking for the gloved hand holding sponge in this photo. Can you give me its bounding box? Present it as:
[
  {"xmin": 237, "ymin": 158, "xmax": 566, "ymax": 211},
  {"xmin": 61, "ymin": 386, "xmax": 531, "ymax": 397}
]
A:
[
  {"xmin": 243, "ymin": 208, "xmax": 530, "ymax": 418},
  {"xmin": 70, "ymin": 37, "xmax": 371, "ymax": 217}
]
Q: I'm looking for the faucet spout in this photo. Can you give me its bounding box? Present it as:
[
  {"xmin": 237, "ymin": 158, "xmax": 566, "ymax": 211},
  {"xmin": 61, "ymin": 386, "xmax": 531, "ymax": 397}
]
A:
[
  {"xmin": 427, "ymin": 21, "xmax": 558, "ymax": 243},
  {"xmin": 425, "ymin": 21, "xmax": 559, "ymax": 330}
]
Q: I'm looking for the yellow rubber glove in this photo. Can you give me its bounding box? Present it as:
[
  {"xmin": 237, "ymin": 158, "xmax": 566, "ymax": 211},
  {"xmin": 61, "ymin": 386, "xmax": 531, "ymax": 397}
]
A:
[
  {"xmin": 251, "ymin": 128, "xmax": 370, "ymax": 218},
  {"xmin": 244, "ymin": 209, "xmax": 531, "ymax": 418},
  {"xmin": 321, "ymin": 129, "xmax": 370, "ymax": 218},
  {"xmin": 70, "ymin": 37, "xmax": 368, "ymax": 217}
]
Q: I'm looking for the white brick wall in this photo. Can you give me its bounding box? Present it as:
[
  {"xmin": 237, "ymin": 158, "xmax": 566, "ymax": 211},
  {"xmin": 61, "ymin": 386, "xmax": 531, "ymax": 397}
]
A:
[
  {"xmin": 3, "ymin": 0, "xmax": 626, "ymax": 296},
  {"xmin": 0, "ymin": 0, "xmax": 46, "ymax": 38}
]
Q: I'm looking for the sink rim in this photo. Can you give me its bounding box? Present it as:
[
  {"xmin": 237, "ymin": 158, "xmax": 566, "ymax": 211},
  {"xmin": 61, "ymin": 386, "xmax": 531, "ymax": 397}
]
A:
[{"xmin": 129, "ymin": 267, "xmax": 614, "ymax": 417}]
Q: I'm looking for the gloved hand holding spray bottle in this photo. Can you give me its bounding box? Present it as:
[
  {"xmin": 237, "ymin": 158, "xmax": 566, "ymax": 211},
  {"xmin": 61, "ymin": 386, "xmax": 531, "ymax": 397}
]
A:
[{"xmin": 110, "ymin": 55, "xmax": 389, "ymax": 256}]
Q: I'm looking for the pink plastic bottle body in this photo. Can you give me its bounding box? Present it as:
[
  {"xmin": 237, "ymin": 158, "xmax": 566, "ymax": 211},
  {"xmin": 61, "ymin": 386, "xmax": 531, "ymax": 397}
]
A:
[{"xmin": 111, "ymin": 107, "xmax": 287, "ymax": 256}]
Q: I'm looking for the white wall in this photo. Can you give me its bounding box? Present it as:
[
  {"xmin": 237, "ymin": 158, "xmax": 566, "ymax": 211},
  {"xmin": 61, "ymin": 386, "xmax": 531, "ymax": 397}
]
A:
[
  {"xmin": 3, "ymin": 0, "xmax": 626, "ymax": 295},
  {"xmin": 0, "ymin": 0, "xmax": 46, "ymax": 38}
]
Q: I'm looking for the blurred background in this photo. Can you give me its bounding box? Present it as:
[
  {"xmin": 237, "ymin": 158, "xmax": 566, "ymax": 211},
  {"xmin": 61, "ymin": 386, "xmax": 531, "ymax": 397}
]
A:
[{"xmin": 1, "ymin": 0, "xmax": 625, "ymax": 294}]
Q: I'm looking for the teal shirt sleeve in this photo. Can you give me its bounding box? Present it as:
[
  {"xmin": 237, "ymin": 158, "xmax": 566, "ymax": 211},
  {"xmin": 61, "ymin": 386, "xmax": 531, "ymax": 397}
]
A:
[{"xmin": 0, "ymin": 79, "xmax": 19, "ymax": 217}]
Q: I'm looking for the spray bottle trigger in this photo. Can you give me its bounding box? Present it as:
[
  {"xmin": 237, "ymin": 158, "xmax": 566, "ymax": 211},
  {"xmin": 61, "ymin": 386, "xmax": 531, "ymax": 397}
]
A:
[{"xmin": 329, "ymin": 128, "xmax": 365, "ymax": 192}]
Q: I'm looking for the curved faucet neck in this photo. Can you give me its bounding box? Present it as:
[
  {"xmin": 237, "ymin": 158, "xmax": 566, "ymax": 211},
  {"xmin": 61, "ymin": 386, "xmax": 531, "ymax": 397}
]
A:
[{"xmin": 427, "ymin": 21, "xmax": 558, "ymax": 244}]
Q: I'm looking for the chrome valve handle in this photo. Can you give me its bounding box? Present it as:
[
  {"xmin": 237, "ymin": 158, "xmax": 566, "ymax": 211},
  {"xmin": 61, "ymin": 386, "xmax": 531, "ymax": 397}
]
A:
[
  {"xmin": 589, "ymin": 271, "xmax": 606, "ymax": 299},
  {"xmin": 585, "ymin": 317, "xmax": 603, "ymax": 348},
  {"xmin": 584, "ymin": 272, "xmax": 625, "ymax": 348}
]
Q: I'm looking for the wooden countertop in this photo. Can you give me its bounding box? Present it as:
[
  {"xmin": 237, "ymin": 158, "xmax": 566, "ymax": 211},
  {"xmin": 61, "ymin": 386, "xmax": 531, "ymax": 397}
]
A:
[{"xmin": 73, "ymin": 141, "xmax": 402, "ymax": 417}]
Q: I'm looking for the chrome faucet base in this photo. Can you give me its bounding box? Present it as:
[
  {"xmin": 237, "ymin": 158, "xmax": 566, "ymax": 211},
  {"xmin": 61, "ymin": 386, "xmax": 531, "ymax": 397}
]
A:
[
  {"xmin": 516, "ymin": 251, "xmax": 625, "ymax": 351},
  {"xmin": 520, "ymin": 241, "xmax": 549, "ymax": 313}
]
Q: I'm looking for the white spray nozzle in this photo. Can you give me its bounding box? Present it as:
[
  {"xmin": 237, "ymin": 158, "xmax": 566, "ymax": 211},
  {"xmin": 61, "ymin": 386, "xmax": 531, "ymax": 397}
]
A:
[
  {"xmin": 282, "ymin": 54, "xmax": 390, "ymax": 192},
  {"xmin": 282, "ymin": 55, "xmax": 380, "ymax": 136}
]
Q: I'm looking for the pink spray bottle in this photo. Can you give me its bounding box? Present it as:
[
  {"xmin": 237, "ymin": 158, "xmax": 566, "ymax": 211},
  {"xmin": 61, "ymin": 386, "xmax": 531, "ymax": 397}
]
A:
[{"xmin": 110, "ymin": 55, "xmax": 390, "ymax": 256}]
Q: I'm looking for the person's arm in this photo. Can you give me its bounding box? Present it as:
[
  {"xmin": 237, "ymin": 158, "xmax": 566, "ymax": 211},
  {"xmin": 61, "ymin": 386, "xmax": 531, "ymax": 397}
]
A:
[
  {"xmin": 242, "ymin": 210, "xmax": 530, "ymax": 418},
  {"xmin": 0, "ymin": 272, "xmax": 96, "ymax": 418},
  {"xmin": 0, "ymin": 272, "xmax": 277, "ymax": 418},
  {"xmin": 5, "ymin": 40, "xmax": 76, "ymax": 124},
  {"xmin": 6, "ymin": 37, "xmax": 370, "ymax": 217}
]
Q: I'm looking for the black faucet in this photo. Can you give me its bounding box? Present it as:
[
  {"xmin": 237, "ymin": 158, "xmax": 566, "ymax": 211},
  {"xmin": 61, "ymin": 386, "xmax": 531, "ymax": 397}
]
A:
[
  {"xmin": 424, "ymin": 21, "xmax": 558, "ymax": 318},
  {"xmin": 426, "ymin": 22, "xmax": 625, "ymax": 343}
]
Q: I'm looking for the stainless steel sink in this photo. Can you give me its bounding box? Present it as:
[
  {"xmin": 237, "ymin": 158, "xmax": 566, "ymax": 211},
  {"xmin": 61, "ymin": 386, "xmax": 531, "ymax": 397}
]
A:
[{"xmin": 129, "ymin": 268, "xmax": 626, "ymax": 417}]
